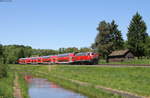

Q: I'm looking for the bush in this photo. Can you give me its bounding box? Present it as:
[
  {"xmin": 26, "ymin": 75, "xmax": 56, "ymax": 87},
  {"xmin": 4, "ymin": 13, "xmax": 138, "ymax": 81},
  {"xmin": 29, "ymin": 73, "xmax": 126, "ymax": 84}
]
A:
[
  {"xmin": 0, "ymin": 71, "xmax": 14, "ymax": 98},
  {"xmin": 0, "ymin": 64, "xmax": 8, "ymax": 78}
]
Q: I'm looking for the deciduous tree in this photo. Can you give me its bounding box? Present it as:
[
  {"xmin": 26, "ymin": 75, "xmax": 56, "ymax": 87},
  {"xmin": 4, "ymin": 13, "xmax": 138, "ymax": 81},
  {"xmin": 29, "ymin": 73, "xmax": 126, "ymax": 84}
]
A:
[{"xmin": 93, "ymin": 21, "xmax": 113, "ymax": 59}]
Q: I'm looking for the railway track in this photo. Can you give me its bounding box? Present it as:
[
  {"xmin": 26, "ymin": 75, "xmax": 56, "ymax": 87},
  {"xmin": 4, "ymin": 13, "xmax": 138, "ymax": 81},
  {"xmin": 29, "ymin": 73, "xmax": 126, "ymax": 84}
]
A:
[
  {"xmin": 93, "ymin": 64, "xmax": 150, "ymax": 67},
  {"xmin": 16, "ymin": 63, "xmax": 150, "ymax": 67},
  {"xmin": 62, "ymin": 64, "xmax": 150, "ymax": 67}
]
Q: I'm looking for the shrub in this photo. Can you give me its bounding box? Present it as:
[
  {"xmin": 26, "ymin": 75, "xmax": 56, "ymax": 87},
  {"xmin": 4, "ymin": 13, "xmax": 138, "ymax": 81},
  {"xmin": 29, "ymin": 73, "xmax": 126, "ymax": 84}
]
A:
[{"xmin": 0, "ymin": 64, "xmax": 8, "ymax": 78}]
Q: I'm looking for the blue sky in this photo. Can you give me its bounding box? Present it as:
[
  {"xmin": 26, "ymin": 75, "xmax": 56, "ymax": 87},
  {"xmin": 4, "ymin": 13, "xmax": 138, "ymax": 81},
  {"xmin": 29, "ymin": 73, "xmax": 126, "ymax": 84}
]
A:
[{"xmin": 0, "ymin": 0, "xmax": 149, "ymax": 49}]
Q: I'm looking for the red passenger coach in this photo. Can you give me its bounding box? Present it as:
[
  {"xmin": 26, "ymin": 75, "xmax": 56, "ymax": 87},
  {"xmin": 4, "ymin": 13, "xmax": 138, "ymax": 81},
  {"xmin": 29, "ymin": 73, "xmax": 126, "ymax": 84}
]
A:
[
  {"xmin": 37, "ymin": 57, "xmax": 43, "ymax": 64},
  {"xmin": 56, "ymin": 53, "xmax": 75, "ymax": 64},
  {"xmin": 50, "ymin": 55, "xmax": 58, "ymax": 64},
  {"xmin": 31, "ymin": 57, "xmax": 38, "ymax": 64},
  {"xmin": 41, "ymin": 56, "xmax": 51, "ymax": 64},
  {"xmin": 18, "ymin": 58, "xmax": 26, "ymax": 64},
  {"xmin": 26, "ymin": 58, "xmax": 32, "ymax": 64}
]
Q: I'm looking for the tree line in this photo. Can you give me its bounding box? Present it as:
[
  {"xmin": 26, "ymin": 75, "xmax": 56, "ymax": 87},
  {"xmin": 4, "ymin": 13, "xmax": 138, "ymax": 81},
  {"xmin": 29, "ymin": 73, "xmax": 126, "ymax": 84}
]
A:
[{"xmin": 92, "ymin": 12, "xmax": 150, "ymax": 59}]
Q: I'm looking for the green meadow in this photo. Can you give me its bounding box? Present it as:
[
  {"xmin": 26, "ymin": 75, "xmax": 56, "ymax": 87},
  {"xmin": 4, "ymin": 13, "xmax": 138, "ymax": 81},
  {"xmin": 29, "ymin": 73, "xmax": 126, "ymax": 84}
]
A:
[
  {"xmin": 99, "ymin": 58, "xmax": 150, "ymax": 64},
  {"xmin": 0, "ymin": 71, "xmax": 14, "ymax": 98},
  {"xmin": 9, "ymin": 64, "xmax": 150, "ymax": 98}
]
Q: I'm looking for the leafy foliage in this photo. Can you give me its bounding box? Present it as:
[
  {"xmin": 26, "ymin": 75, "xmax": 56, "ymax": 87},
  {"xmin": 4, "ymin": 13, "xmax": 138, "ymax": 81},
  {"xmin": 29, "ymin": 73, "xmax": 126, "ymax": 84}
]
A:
[
  {"xmin": 58, "ymin": 47, "xmax": 78, "ymax": 53},
  {"xmin": 58, "ymin": 47, "xmax": 93, "ymax": 54},
  {"xmin": 94, "ymin": 21, "xmax": 113, "ymax": 58},
  {"xmin": 32, "ymin": 49, "xmax": 58, "ymax": 56},
  {"xmin": 0, "ymin": 71, "xmax": 14, "ymax": 98},
  {"xmin": 92, "ymin": 20, "xmax": 124, "ymax": 58},
  {"xmin": 3, "ymin": 45, "xmax": 32, "ymax": 64},
  {"xmin": 0, "ymin": 64, "xmax": 8, "ymax": 78},
  {"xmin": 80, "ymin": 47, "xmax": 93, "ymax": 52},
  {"xmin": 0, "ymin": 44, "xmax": 8, "ymax": 78}
]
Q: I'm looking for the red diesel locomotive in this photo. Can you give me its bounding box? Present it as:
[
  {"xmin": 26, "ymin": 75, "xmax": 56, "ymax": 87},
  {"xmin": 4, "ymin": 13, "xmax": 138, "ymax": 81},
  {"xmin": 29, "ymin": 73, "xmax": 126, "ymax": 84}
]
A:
[{"xmin": 18, "ymin": 52, "xmax": 99, "ymax": 65}]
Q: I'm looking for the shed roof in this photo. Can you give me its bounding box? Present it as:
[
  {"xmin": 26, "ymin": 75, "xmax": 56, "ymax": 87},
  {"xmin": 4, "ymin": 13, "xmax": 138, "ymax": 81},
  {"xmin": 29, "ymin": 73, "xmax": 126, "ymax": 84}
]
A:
[{"xmin": 109, "ymin": 49, "xmax": 130, "ymax": 57}]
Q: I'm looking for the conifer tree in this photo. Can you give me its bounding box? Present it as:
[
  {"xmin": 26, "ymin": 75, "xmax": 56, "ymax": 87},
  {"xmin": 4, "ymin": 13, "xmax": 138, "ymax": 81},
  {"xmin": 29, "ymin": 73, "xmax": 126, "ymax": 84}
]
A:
[
  {"xmin": 144, "ymin": 36, "xmax": 150, "ymax": 57},
  {"xmin": 127, "ymin": 12, "xmax": 148, "ymax": 57},
  {"xmin": 110, "ymin": 20, "xmax": 124, "ymax": 50}
]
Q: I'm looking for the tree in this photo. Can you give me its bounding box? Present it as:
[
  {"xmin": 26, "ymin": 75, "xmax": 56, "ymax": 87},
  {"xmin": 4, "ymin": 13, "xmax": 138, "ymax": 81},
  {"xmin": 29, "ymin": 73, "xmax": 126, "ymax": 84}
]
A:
[
  {"xmin": 0, "ymin": 44, "xmax": 4, "ymax": 64},
  {"xmin": 110, "ymin": 20, "xmax": 124, "ymax": 50},
  {"xmin": 32, "ymin": 48, "xmax": 58, "ymax": 56},
  {"xmin": 127, "ymin": 12, "xmax": 148, "ymax": 57},
  {"xmin": 93, "ymin": 21, "xmax": 113, "ymax": 59},
  {"xmin": 80, "ymin": 47, "xmax": 93, "ymax": 52},
  {"xmin": 17, "ymin": 48, "xmax": 25, "ymax": 59},
  {"xmin": 144, "ymin": 36, "xmax": 150, "ymax": 58},
  {"xmin": 0, "ymin": 64, "xmax": 7, "ymax": 78},
  {"xmin": 58, "ymin": 48, "xmax": 65, "ymax": 54},
  {"xmin": 65, "ymin": 47, "xmax": 79, "ymax": 53},
  {"xmin": 3, "ymin": 45, "xmax": 33, "ymax": 64},
  {"xmin": 0, "ymin": 44, "xmax": 7, "ymax": 78}
]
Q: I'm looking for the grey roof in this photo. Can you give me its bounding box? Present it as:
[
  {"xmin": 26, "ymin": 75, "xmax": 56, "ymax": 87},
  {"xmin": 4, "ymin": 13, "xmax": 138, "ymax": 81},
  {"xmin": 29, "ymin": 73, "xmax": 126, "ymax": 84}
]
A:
[{"xmin": 109, "ymin": 49, "xmax": 129, "ymax": 56}]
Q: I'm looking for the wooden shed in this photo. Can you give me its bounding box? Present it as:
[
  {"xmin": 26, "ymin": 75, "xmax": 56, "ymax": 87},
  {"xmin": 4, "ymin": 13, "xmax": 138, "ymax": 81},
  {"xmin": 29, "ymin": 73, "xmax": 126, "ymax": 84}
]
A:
[{"xmin": 108, "ymin": 49, "xmax": 134, "ymax": 62}]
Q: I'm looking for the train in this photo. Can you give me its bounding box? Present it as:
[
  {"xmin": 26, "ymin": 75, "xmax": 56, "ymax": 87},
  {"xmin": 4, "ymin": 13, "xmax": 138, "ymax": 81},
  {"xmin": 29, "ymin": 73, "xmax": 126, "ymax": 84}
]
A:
[{"xmin": 18, "ymin": 52, "xmax": 100, "ymax": 65}]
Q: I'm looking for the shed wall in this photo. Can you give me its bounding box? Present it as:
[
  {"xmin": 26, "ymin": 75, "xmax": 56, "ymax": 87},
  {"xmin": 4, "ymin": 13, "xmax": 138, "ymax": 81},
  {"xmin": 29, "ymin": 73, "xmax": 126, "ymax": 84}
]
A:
[{"xmin": 108, "ymin": 52, "xmax": 134, "ymax": 62}]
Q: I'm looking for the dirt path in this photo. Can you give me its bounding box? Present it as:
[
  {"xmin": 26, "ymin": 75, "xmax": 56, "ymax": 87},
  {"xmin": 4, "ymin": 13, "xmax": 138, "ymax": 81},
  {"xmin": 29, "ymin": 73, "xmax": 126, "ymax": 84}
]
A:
[
  {"xmin": 13, "ymin": 73, "xmax": 22, "ymax": 98},
  {"xmin": 48, "ymin": 65, "xmax": 57, "ymax": 71}
]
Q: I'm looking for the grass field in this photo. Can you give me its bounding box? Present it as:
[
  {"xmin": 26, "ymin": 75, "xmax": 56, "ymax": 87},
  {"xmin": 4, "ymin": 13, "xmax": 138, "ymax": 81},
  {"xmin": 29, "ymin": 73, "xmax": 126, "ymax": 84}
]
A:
[
  {"xmin": 0, "ymin": 66, "xmax": 29, "ymax": 98},
  {"xmin": 0, "ymin": 71, "xmax": 14, "ymax": 98},
  {"xmin": 10, "ymin": 65, "xmax": 121, "ymax": 98},
  {"xmin": 9, "ymin": 64, "xmax": 150, "ymax": 97},
  {"xmin": 99, "ymin": 58, "xmax": 150, "ymax": 64},
  {"xmin": 51, "ymin": 66, "xmax": 150, "ymax": 96},
  {"xmin": 17, "ymin": 73, "xmax": 29, "ymax": 98}
]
